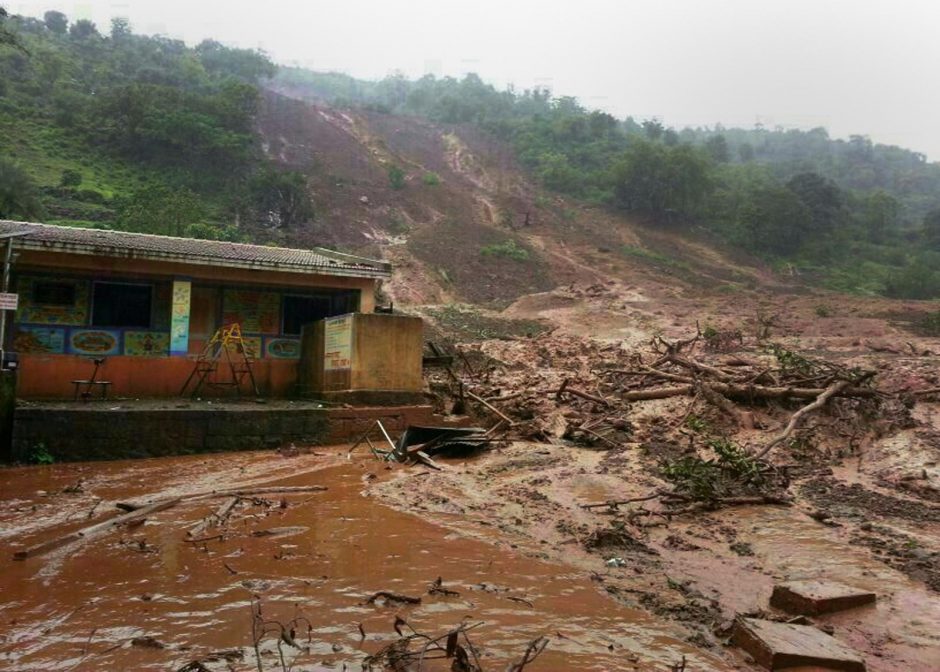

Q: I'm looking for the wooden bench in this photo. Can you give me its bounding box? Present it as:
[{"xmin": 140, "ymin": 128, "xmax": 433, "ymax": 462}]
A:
[{"xmin": 72, "ymin": 358, "xmax": 112, "ymax": 401}]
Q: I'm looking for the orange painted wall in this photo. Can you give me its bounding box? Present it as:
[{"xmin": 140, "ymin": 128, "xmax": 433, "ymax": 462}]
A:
[
  {"xmin": 17, "ymin": 354, "xmax": 299, "ymax": 399},
  {"xmin": 10, "ymin": 248, "xmax": 384, "ymax": 398}
]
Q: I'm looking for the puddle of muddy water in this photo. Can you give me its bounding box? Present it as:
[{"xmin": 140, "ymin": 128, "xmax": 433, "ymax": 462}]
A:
[{"xmin": 0, "ymin": 455, "xmax": 734, "ymax": 671}]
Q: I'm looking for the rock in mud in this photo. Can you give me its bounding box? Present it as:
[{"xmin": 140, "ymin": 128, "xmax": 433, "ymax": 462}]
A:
[
  {"xmin": 732, "ymin": 617, "xmax": 866, "ymax": 671},
  {"xmin": 770, "ymin": 580, "xmax": 876, "ymax": 616}
]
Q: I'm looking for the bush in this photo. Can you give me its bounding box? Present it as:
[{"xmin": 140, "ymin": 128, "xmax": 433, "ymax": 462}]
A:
[
  {"xmin": 480, "ymin": 239, "xmax": 529, "ymax": 261},
  {"xmin": 60, "ymin": 169, "xmax": 83, "ymax": 187},
  {"xmin": 885, "ymin": 260, "xmax": 940, "ymax": 300},
  {"xmin": 387, "ymin": 165, "xmax": 405, "ymax": 190},
  {"xmin": 422, "ymin": 172, "xmax": 440, "ymax": 186},
  {"xmin": 917, "ymin": 311, "xmax": 940, "ymax": 336}
]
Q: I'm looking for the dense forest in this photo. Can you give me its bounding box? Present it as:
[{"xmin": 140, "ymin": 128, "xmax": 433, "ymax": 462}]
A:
[
  {"xmin": 2, "ymin": 7, "xmax": 940, "ymax": 299},
  {"xmin": 0, "ymin": 8, "xmax": 312, "ymax": 240},
  {"xmin": 276, "ymin": 67, "xmax": 940, "ymax": 299}
]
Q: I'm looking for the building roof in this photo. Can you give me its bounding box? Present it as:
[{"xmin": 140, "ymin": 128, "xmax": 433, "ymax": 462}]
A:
[{"xmin": 0, "ymin": 220, "xmax": 391, "ymax": 279}]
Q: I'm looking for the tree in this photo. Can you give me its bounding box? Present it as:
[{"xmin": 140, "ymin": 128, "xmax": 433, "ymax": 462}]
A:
[
  {"xmin": 536, "ymin": 152, "xmax": 581, "ymax": 194},
  {"xmin": 1, "ymin": 6, "xmax": 26, "ymax": 52},
  {"xmin": 863, "ymin": 190, "xmax": 901, "ymax": 243},
  {"xmin": 43, "ymin": 10, "xmax": 68, "ymax": 34},
  {"xmin": 923, "ymin": 209, "xmax": 940, "ymax": 251},
  {"xmin": 110, "ymin": 17, "xmax": 131, "ymax": 41},
  {"xmin": 250, "ymin": 169, "xmax": 313, "ymax": 228},
  {"xmin": 785, "ymin": 172, "xmax": 844, "ymax": 233},
  {"xmin": 0, "ymin": 158, "xmax": 45, "ymax": 221},
  {"xmin": 705, "ymin": 135, "xmax": 730, "ymax": 163},
  {"xmin": 642, "ymin": 119, "xmax": 664, "ymax": 141},
  {"xmin": 68, "ymin": 19, "xmax": 98, "ymax": 40},
  {"xmin": 738, "ymin": 142, "xmax": 755, "ymax": 162},
  {"xmin": 117, "ymin": 185, "xmax": 205, "ymax": 236},
  {"xmin": 611, "ymin": 141, "xmax": 712, "ymax": 217},
  {"xmin": 738, "ymin": 183, "xmax": 812, "ymax": 255}
]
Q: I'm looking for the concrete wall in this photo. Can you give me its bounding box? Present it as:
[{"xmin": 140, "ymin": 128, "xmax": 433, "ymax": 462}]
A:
[
  {"xmin": 11, "ymin": 404, "xmax": 439, "ymax": 462},
  {"xmin": 298, "ymin": 313, "xmax": 423, "ymax": 396}
]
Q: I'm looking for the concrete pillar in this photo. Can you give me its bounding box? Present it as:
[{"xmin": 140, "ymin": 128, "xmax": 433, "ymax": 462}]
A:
[
  {"xmin": 170, "ymin": 279, "xmax": 192, "ymax": 356},
  {"xmin": 0, "ymin": 369, "xmax": 16, "ymax": 462}
]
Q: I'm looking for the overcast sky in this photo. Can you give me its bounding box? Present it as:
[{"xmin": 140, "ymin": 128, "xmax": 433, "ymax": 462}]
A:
[{"xmin": 10, "ymin": 0, "xmax": 940, "ymax": 160}]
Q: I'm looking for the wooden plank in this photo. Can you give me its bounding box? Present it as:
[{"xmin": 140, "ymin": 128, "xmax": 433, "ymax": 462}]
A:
[
  {"xmin": 732, "ymin": 618, "xmax": 865, "ymax": 671},
  {"xmin": 771, "ymin": 581, "xmax": 876, "ymax": 616}
]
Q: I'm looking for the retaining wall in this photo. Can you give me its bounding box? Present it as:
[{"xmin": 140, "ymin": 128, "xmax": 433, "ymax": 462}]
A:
[{"xmin": 11, "ymin": 404, "xmax": 439, "ymax": 462}]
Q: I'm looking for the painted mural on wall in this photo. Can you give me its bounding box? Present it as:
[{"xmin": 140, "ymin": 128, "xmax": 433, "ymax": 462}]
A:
[
  {"xmin": 124, "ymin": 331, "xmax": 170, "ymax": 356},
  {"xmin": 222, "ymin": 290, "xmax": 280, "ymax": 334},
  {"xmin": 15, "ymin": 277, "xmax": 89, "ymax": 326},
  {"xmin": 12, "ymin": 326, "xmax": 66, "ymax": 354},
  {"xmin": 170, "ymin": 280, "xmax": 191, "ymax": 354},
  {"xmin": 264, "ymin": 337, "xmax": 301, "ymax": 359},
  {"xmin": 68, "ymin": 329, "xmax": 121, "ymax": 355}
]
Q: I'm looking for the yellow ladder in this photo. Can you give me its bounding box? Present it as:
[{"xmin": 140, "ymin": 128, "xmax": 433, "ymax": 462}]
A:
[{"xmin": 180, "ymin": 323, "xmax": 260, "ymax": 398}]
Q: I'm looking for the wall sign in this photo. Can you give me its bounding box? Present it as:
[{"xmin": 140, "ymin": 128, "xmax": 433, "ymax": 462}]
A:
[
  {"xmin": 0, "ymin": 293, "xmax": 18, "ymax": 310},
  {"xmin": 324, "ymin": 315, "xmax": 352, "ymax": 370}
]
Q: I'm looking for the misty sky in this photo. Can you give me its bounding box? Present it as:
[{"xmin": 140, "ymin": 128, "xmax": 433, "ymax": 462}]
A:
[{"xmin": 9, "ymin": 0, "xmax": 940, "ymax": 160}]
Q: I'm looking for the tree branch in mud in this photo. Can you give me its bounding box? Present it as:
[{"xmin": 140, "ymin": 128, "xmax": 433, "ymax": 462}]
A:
[
  {"xmin": 753, "ymin": 379, "xmax": 852, "ymax": 459},
  {"xmin": 12, "ymin": 486, "xmax": 329, "ymax": 561}
]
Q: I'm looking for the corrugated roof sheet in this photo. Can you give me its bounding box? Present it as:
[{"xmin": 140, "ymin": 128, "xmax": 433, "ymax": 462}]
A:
[{"xmin": 0, "ymin": 220, "xmax": 390, "ymax": 278}]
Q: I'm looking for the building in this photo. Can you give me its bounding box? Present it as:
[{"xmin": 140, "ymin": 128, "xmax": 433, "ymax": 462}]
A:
[{"xmin": 0, "ymin": 220, "xmax": 391, "ymax": 398}]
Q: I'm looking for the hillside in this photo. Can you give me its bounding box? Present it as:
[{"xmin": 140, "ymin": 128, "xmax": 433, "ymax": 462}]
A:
[{"xmin": 2, "ymin": 9, "xmax": 940, "ymax": 305}]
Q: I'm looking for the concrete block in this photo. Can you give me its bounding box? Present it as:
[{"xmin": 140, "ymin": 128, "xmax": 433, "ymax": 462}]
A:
[
  {"xmin": 732, "ymin": 617, "xmax": 865, "ymax": 671},
  {"xmin": 771, "ymin": 581, "xmax": 876, "ymax": 616}
]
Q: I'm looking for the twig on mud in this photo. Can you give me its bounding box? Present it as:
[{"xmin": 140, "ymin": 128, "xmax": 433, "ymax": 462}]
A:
[
  {"xmin": 505, "ymin": 595, "xmax": 534, "ymax": 608},
  {"xmin": 466, "ymin": 390, "xmax": 516, "ymax": 426},
  {"xmin": 580, "ymin": 492, "xmax": 665, "ymax": 509},
  {"xmin": 364, "ymin": 591, "xmax": 422, "ymax": 605},
  {"xmin": 507, "ymin": 636, "xmax": 549, "ymax": 672}
]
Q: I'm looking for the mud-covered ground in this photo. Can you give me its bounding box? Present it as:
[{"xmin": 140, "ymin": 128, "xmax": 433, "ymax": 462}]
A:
[{"xmin": 371, "ymin": 282, "xmax": 940, "ymax": 672}]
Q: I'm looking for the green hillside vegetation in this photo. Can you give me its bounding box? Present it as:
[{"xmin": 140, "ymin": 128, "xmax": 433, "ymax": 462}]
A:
[
  {"xmin": 275, "ymin": 68, "xmax": 940, "ymax": 299},
  {"xmin": 0, "ymin": 8, "xmax": 312, "ymax": 240}
]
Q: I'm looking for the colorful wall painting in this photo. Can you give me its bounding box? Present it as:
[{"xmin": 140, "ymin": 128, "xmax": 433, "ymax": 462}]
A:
[
  {"xmin": 324, "ymin": 315, "xmax": 352, "ymax": 370},
  {"xmin": 222, "ymin": 290, "xmax": 280, "ymax": 334},
  {"xmin": 12, "ymin": 326, "xmax": 66, "ymax": 354},
  {"xmin": 124, "ymin": 331, "xmax": 170, "ymax": 356},
  {"xmin": 264, "ymin": 337, "xmax": 301, "ymax": 359},
  {"xmin": 15, "ymin": 277, "xmax": 89, "ymax": 326},
  {"xmin": 224, "ymin": 334, "xmax": 262, "ymax": 359},
  {"xmin": 68, "ymin": 329, "xmax": 121, "ymax": 356},
  {"xmin": 170, "ymin": 280, "xmax": 192, "ymax": 355}
]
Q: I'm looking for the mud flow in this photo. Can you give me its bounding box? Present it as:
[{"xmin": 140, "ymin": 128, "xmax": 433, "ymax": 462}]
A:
[{"xmin": 0, "ymin": 451, "xmax": 731, "ymax": 671}]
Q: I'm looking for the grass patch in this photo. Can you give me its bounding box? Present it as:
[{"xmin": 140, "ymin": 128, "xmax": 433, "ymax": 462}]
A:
[{"xmin": 480, "ymin": 239, "xmax": 530, "ymax": 261}]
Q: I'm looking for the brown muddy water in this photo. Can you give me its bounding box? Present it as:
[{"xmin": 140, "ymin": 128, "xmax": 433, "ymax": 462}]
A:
[{"xmin": 0, "ymin": 451, "xmax": 733, "ymax": 671}]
